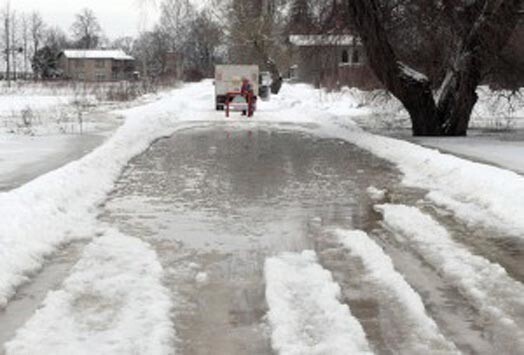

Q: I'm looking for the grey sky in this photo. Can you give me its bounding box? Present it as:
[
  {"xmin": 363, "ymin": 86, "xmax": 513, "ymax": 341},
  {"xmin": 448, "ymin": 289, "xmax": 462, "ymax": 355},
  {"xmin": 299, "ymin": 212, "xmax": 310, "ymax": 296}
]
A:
[{"xmin": 11, "ymin": 0, "xmax": 161, "ymax": 39}]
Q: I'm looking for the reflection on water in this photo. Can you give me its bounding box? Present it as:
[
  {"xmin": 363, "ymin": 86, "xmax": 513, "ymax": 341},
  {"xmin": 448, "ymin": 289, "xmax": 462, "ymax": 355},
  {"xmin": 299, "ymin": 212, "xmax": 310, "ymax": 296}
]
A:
[
  {"xmin": 101, "ymin": 123, "xmax": 520, "ymax": 354},
  {"xmin": 102, "ymin": 124, "xmax": 399, "ymax": 355}
]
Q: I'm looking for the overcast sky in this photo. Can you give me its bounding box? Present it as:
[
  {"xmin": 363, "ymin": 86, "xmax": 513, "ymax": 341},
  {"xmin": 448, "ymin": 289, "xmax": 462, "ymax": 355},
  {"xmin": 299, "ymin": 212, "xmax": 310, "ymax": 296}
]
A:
[{"xmin": 11, "ymin": 0, "xmax": 162, "ymax": 39}]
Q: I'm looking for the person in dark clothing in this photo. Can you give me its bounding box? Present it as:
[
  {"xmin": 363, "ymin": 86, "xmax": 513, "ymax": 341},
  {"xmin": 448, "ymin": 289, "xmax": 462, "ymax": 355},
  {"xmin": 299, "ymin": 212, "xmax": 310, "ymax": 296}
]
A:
[{"xmin": 240, "ymin": 78, "xmax": 255, "ymax": 116}]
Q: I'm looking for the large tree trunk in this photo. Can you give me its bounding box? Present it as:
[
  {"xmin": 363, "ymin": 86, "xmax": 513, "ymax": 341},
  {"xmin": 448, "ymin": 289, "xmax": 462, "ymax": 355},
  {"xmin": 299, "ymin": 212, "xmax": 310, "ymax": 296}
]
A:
[
  {"xmin": 436, "ymin": 0, "xmax": 523, "ymax": 135},
  {"xmin": 346, "ymin": 0, "xmax": 523, "ymax": 136},
  {"xmin": 346, "ymin": 0, "xmax": 442, "ymax": 135}
]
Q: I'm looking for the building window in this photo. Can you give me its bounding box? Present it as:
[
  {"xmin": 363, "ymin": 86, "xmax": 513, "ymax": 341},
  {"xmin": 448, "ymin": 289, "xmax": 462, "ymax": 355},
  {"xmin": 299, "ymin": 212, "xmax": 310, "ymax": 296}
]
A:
[
  {"xmin": 78, "ymin": 72, "xmax": 85, "ymax": 80},
  {"xmin": 95, "ymin": 59, "xmax": 105, "ymax": 68},
  {"xmin": 341, "ymin": 50, "xmax": 349, "ymax": 64},
  {"xmin": 352, "ymin": 49, "xmax": 360, "ymax": 64},
  {"xmin": 96, "ymin": 73, "xmax": 106, "ymax": 81}
]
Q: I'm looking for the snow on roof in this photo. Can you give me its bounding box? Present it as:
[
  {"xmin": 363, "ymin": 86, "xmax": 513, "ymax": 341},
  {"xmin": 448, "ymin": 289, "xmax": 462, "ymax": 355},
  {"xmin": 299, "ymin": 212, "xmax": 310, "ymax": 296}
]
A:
[
  {"xmin": 289, "ymin": 35, "xmax": 360, "ymax": 47},
  {"xmin": 61, "ymin": 50, "xmax": 134, "ymax": 61}
]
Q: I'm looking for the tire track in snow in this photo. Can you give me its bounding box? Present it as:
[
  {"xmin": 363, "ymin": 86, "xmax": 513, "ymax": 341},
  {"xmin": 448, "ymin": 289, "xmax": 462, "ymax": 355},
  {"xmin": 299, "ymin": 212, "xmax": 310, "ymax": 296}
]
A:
[
  {"xmin": 335, "ymin": 229, "xmax": 460, "ymax": 354},
  {"xmin": 264, "ymin": 250, "xmax": 373, "ymax": 355},
  {"xmin": 376, "ymin": 204, "xmax": 524, "ymax": 354},
  {"xmin": 4, "ymin": 229, "xmax": 175, "ymax": 355}
]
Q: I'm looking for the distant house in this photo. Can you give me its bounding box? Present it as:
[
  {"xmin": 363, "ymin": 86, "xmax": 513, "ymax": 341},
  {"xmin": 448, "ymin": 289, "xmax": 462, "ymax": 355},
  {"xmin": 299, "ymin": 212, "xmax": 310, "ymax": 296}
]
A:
[
  {"xmin": 57, "ymin": 50, "xmax": 135, "ymax": 82},
  {"xmin": 289, "ymin": 34, "xmax": 380, "ymax": 90}
]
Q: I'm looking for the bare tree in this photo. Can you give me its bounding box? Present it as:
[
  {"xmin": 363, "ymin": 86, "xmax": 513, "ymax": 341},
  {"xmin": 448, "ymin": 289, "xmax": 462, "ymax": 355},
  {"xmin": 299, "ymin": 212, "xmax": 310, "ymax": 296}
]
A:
[
  {"xmin": 217, "ymin": 0, "xmax": 290, "ymax": 93},
  {"xmin": 133, "ymin": 27, "xmax": 172, "ymax": 80},
  {"xmin": 10, "ymin": 10, "xmax": 17, "ymax": 80},
  {"xmin": 20, "ymin": 13, "xmax": 30, "ymax": 75},
  {"xmin": 112, "ymin": 36, "xmax": 135, "ymax": 54},
  {"xmin": 346, "ymin": 0, "xmax": 524, "ymax": 136},
  {"xmin": 71, "ymin": 8, "xmax": 103, "ymax": 49},
  {"xmin": 159, "ymin": 0, "xmax": 193, "ymax": 53},
  {"xmin": 182, "ymin": 10, "xmax": 224, "ymax": 78},
  {"xmin": 2, "ymin": 2, "xmax": 12, "ymax": 85},
  {"xmin": 30, "ymin": 11, "xmax": 45, "ymax": 55}
]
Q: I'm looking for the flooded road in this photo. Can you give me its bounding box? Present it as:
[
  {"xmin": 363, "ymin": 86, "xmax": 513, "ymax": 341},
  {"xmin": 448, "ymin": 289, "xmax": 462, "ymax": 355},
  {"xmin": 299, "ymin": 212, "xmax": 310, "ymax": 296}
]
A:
[
  {"xmin": 1, "ymin": 122, "xmax": 521, "ymax": 354},
  {"xmin": 102, "ymin": 124, "xmax": 399, "ymax": 354},
  {"xmin": 99, "ymin": 123, "xmax": 523, "ymax": 354}
]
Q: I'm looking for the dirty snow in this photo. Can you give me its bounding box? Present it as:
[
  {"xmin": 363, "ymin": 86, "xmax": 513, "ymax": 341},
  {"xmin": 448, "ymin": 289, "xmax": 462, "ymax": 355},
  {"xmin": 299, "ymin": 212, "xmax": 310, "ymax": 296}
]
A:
[
  {"xmin": 376, "ymin": 204, "xmax": 524, "ymax": 353},
  {"xmin": 336, "ymin": 229, "xmax": 459, "ymax": 354},
  {"xmin": 4, "ymin": 230, "xmax": 174, "ymax": 355},
  {"xmin": 264, "ymin": 250, "xmax": 373, "ymax": 355}
]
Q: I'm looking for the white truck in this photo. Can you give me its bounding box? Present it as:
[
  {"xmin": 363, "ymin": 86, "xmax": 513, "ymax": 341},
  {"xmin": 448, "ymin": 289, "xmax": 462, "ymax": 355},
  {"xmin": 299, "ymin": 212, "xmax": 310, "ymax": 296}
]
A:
[{"xmin": 214, "ymin": 65, "xmax": 259, "ymax": 110}]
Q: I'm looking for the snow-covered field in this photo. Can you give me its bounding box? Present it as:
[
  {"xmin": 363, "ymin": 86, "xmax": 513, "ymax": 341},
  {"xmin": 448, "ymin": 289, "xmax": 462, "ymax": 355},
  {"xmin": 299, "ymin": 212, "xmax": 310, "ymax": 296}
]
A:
[
  {"xmin": 1, "ymin": 80, "xmax": 523, "ymax": 354},
  {"xmin": 0, "ymin": 82, "xmax": 171, "ymax": 190}
]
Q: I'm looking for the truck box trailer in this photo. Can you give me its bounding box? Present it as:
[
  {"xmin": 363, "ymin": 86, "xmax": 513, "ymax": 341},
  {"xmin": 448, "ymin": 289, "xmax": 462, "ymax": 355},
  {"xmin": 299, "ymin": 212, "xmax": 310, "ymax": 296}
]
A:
[{"xmin": 214, "ymin": 65, "xmax": 259, "ymax": 110}]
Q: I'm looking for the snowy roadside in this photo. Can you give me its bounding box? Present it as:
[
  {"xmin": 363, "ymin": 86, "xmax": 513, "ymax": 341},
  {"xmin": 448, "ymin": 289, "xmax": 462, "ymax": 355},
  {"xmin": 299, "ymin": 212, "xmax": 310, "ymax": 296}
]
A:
[
  {"xmin": 0, "ymin": 85, "xmax": 189, "ymax": 309},
  {"xmin": 261, "ymin": 83, "xmax": 524, "ymax": 238},
  {"xmin": 302, "ymin": 84, "xmax": 524, "ymax": 175},
  {"xmin": 4, "ymin": 230, "xmax": 174, "ymax": 355},
  {"xmin": 1, "ymin": 80, "xmax": 523, "ymax": 354},
  {"xmin": 326, "ymin": 122, "xmax": 524, "ymax": 237},
  {"xmin": 0, "ymin": 83, "xmax": 171, "ymax": 191},
  {"xmin": 376, "ymin": 204, "xmax": 524, "ymax": 353}
]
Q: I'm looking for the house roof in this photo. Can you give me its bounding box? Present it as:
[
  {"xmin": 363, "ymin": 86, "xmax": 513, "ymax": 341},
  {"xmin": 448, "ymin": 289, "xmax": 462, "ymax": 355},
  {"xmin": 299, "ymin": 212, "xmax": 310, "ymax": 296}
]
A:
[
  {"xmin": 61, "ymin": 50, "xmax": 134, "ymax": 61},
  {"xmin": 289, "ymin": 35, "xmax": 360, "ymax": 47}
]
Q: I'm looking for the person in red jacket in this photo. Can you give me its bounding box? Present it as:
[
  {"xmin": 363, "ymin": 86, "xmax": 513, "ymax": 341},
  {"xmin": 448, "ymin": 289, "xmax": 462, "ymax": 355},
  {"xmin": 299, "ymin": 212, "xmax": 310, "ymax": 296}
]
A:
[{"xmin": 240, "ymin": 78, "xmax": 255, "ymax": 116}]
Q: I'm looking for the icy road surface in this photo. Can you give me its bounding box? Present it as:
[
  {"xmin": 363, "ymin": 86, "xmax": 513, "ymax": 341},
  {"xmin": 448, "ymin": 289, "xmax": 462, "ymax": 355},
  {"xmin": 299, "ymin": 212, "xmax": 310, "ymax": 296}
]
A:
[
  {"xmin": 94, "ymin": 124, "xmax": 520, "ymax": 354},
  {"xmin": 1, "ymin": 81, "xmax": 523, "ymax": 354}
]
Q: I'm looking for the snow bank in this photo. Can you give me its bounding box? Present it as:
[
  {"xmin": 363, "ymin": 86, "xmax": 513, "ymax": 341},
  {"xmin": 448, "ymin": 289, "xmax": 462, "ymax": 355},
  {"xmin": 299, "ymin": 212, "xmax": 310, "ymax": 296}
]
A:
[
  {"xmin": 376, "ymin": 204, "xmax": 524, "ymax": 353},
  {"xmin": 336, "ymin": 229, "xmax": 459, "ymax": 354},
  {"xmin": 4, "ymin": 230, "xmax": 174, "ymax": 355},
  {"xmin": 332, "ymin": 127, "xmax": 524, "ymax": 237},
  {"xmin": 0, "ymin": 87, "xmax": 184, "ymax": 308},
  {"xmin": 411, "ymin": 136, "xmax": 524, "ymax": 175},
  {"xmin": 264, "ymin": 250, "xmax": 372, "ymax": 355},
  {"xmin": 273, "ymin": 83, "xmax": 524, "ymax": 237}
]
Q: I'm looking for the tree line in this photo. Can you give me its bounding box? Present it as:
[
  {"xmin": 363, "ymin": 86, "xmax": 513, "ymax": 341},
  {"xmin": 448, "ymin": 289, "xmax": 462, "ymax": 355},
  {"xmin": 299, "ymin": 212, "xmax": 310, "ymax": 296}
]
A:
[{"xmin": 1, "ymin": 0, "xmax": 523, "ymax": 135}]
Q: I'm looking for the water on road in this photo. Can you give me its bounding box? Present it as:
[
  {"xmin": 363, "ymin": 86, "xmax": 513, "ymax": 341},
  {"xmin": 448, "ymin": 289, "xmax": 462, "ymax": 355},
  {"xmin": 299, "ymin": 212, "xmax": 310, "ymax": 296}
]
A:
[
  {"xmin": 101, "ymin": 123, "xmax": 398, "ymax": 354},
  {"xmin": 3, "ymin": 122, "xmax": 522, "ymax": 354},
  {"xmin": 100, "ymin": 123, "xmax": 522, "ymax": 354}
]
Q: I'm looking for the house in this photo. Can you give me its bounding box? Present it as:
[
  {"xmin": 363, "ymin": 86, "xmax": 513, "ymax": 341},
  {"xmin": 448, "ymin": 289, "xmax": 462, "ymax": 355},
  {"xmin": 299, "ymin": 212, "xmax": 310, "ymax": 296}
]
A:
[
  {"xmin": 57, "ymin": 50, "xmax": 135, "ymax": 81},
  {"xmin": 288, "ymin": 34, "xmax": 380, "ymax": 89}
]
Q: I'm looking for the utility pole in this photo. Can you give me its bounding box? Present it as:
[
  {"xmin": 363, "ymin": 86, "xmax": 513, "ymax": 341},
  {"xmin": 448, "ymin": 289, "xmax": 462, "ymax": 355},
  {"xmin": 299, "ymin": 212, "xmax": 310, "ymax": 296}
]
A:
[
  {"xmin": 5, "ymin": 15, "xmax": 10, "ymax": 87},
  {"xmin": 11, "ymin": 12, "xmax": 16, "ymax": 81},
  {"xmin": 22, "ymin": 15, "xmax": 29, "ymax": 77}
]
